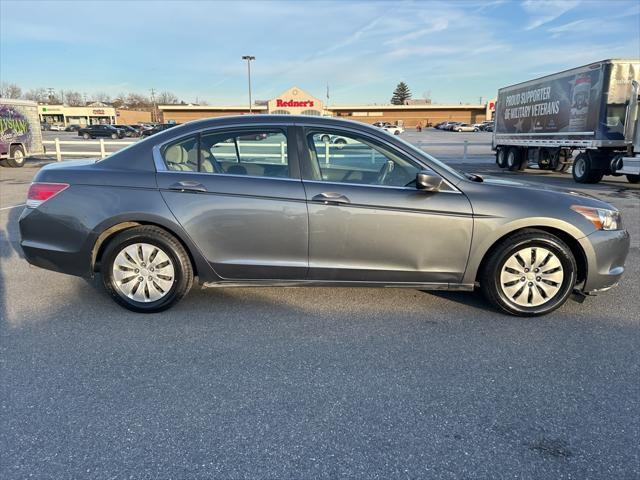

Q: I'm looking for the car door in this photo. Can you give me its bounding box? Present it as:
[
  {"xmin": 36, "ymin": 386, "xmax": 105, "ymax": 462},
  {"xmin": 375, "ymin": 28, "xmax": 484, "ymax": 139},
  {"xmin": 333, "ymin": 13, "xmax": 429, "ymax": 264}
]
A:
[
  {"xmin": 155, "ymin": 125, "xmax": 308, "ymax": 280},
  {"xmin": 299, "ymin": 126, "xmax": 473, "ymax": 284}
]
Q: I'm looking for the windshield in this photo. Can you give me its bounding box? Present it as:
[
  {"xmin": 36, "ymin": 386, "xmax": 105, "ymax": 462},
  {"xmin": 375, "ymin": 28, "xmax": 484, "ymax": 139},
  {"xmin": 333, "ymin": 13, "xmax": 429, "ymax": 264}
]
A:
[{"xmin": 393, "ymin": 135, "xmax": 466, "ymax": 182}]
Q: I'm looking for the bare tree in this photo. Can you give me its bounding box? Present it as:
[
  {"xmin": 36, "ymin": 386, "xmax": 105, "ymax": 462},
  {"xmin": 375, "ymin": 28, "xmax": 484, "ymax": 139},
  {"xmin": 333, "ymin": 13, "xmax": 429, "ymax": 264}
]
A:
[
  {"xmin": 65, "ymin": 91, "xmax": 85, "ymax": 106},
  {"xmin": 157, "ymin": 91, "xmax": 179, "ymax": 105},
  {"xmin": 1, "ymin": 82, "xmax": 22, "ymax": 99},
  {"xmin": 92, "ymin": 91, "xmax": 112, "ymax": 104},
  {"xmin": 111, "ymin": 93, "xmax": 127, "ymax": 109},
  {"xmin": 125, "ymin": 93, "xmax": 152, "ymax": 109},
  {"xmin": 24, "ymin": 88, "xmax": 51, "ymax": 103}
]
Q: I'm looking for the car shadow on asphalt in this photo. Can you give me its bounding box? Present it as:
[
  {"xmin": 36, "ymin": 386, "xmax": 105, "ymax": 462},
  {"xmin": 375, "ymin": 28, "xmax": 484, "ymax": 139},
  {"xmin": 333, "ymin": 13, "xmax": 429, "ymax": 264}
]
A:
[{"xmin": 424, "ymin": 290, "xmax": 499, "ymax": 315}]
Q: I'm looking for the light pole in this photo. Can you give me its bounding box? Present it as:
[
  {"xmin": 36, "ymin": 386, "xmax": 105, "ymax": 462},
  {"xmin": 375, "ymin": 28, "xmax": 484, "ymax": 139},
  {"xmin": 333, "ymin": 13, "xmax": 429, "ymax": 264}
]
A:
[{"xmin": 242, "ymin": 55, "xmax": 255, "ymax": 113}]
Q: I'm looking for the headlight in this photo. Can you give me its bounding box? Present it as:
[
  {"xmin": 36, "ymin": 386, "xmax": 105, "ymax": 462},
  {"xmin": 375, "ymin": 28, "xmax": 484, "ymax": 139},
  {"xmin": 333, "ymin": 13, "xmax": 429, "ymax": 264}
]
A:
[{"xmin": 571, "ymin": 205, "xmax": 622, "ymax": 231}]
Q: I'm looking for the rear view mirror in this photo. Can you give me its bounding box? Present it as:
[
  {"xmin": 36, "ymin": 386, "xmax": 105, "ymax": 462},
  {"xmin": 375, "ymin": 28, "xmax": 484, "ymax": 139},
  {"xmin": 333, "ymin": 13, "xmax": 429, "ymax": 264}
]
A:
[{"xmin": 416, "ymin": 171, "xmax": 443, "ymax": 192}]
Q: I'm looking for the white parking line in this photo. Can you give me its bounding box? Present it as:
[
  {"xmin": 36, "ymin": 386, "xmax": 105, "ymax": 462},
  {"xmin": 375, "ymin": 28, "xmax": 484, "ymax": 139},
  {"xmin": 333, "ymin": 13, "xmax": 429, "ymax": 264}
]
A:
[{"xmin": 0, "ymin": 203, "xmax": 25, "ymax": 211}]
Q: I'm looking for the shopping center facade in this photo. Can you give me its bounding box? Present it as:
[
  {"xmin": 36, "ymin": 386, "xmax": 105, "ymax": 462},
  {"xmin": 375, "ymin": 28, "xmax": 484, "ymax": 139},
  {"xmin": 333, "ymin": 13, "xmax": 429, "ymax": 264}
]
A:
[{"xmin": 159, "ymin": 87, "xmax": 494, "ymax": 128}]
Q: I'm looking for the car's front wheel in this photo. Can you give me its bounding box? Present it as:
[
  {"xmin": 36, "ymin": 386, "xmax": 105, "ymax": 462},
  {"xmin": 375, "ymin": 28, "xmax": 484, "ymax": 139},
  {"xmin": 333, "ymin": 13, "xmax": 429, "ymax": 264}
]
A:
[
  {"xmin": 101, "ymin": 226, "xmax": 193, "ymax": 313},
  {"xmin": 83, "ymin": 133, "xmax": 90, "ymax": 140},
  {"xmin": 480, "ymin": 230, "xmax": 577, "ymax": 316},
  {"xmin": 111, "ymin": 133, "xmax": 118, "ymax": 139}
]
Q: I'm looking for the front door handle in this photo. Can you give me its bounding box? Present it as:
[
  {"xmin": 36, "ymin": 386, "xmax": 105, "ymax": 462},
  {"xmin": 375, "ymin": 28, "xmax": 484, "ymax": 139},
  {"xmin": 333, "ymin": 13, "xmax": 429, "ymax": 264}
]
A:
[
  {"xmin": 169, "ymin": 181, "xmax": 207, "ymax": 193},
  {"xmin": 312, "ymin": 192, "xmax": 351, "ymax": 205}
]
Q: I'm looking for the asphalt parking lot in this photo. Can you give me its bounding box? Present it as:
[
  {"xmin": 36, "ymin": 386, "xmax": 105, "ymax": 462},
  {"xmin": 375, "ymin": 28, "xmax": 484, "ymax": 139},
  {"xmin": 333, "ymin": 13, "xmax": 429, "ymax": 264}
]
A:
[{"xmin": 1, "ymin": 148, "xmax": 639, "ymax": 478}]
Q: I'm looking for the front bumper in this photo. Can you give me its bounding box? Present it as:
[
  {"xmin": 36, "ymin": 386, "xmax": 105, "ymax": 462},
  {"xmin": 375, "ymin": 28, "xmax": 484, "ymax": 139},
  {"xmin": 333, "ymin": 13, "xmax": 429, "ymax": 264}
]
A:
[{"xmin": 579, "ymin": 229, "xmax": 630, "ymax": 293}]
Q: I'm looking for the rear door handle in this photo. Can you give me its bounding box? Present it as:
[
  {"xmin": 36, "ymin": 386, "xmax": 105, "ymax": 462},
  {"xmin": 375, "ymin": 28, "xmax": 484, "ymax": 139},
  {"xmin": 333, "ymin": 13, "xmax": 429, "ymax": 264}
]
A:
[
  {"xmin": 168, "ymin": 181, "xmax": 207, "ymax": 193},
  {"xmin": 312, "ymin": 192, "xmax": 350, "ymax": 205}
]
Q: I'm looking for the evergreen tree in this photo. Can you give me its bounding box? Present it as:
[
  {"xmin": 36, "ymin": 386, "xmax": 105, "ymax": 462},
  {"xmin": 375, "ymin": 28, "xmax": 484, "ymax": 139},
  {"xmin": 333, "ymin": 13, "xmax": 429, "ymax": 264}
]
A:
[{"xmin": 390, "ymin": 82, "xmax": 412, "ymax": 105}]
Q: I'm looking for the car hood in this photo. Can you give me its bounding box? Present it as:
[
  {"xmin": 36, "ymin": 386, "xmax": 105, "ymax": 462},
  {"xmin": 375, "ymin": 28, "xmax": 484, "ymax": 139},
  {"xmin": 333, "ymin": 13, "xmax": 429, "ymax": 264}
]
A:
[{"xmin": 469, "ymin": 175, "xmax": 615, "ymax": 209}]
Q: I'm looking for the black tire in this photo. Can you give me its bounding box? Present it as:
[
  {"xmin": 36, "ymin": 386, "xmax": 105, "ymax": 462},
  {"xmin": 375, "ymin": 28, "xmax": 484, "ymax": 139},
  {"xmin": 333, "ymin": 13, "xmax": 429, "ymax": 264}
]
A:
[
  {"xmin": 7, "ymin": 145, "xmax": 26, "ymax": 168},
  {"xmin": 480, "ymin": 229, "xmax": 577, "ymax": 316},
  {"xmin": 83, "ymin": 133, "xmax": 90, "ymax": 140},
  {"xmin": 101, "ymin": 226, "xmax": 194, "ymax": 313},
  {"xmin": 626, "ymin": 174, "xmax": 640, "ymax": 184},
  {"xmin": 496, "ymin": 148, "xmax": 507, "ymax": 168},
  {"xmin": 554, "ymin": 150, "xmax": 571, "ymax": 172},
  {"xmin": 506, "ymin": 147, "xmax": 524, "ymax": 171},
  {"xmin": 320, "ymin": 134, "xmax": 331, "ymax": 143},
  {"xmin": 572, "ymin": 152, "xmax": 603, "ymax": 184},
  {"xmin": 111, "ymin": 133, "xmax": 118, "ymax": 139},
  {"xmin": 537, "ymin": 148, "xmax": 552, "ymax": 170}
]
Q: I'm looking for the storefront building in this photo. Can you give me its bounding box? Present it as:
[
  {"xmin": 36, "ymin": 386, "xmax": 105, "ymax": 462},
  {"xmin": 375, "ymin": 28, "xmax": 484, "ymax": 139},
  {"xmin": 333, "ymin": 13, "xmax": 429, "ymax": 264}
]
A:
[
  {"xmin": 39, "ymin": 105, "xmax": 117, "ymax": 126},
  {"xmin": 159, "ymin": 86, "xmax": 491, "ymax": 128}
]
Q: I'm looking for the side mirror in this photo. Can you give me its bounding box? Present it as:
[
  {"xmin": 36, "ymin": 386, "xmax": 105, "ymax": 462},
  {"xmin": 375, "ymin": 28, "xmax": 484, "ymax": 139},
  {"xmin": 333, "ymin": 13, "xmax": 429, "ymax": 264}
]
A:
[{"xmin": 416, "ymin": 171, "xmax": 443, "ymax": 192}]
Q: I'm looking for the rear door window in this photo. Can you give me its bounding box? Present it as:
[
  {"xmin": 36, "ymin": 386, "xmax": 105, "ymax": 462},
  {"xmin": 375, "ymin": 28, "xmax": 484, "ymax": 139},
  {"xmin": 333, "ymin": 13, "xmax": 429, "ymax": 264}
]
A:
[{"xmin": 200, "ymin": 130, "xmax": 289, "ymax": 178}]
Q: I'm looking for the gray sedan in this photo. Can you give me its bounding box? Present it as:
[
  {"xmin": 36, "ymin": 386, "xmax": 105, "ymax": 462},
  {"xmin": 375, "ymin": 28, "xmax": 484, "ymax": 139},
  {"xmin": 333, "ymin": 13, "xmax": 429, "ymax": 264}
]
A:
[{"xmin": 19, "ymin": 116, "xmax": 629, "ymax": 316}]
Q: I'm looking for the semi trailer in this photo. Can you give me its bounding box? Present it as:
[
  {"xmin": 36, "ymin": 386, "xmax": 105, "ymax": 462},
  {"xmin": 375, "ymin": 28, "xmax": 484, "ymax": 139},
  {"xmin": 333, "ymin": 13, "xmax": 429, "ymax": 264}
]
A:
[
  {"xmin": 0, "ymin": 98, "xmax": 45, "ymax": 168},
  {"xmin": 492, "ymin": 59, "xmax": 640, "ymax": 184}
]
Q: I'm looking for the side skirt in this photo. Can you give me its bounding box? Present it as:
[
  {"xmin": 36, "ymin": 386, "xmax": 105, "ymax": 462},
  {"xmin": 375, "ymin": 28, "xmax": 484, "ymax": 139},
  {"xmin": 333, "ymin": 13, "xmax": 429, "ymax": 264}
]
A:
[{"xmin": 201, "ymin": 280, "xmax": 475, "ymax": 291}]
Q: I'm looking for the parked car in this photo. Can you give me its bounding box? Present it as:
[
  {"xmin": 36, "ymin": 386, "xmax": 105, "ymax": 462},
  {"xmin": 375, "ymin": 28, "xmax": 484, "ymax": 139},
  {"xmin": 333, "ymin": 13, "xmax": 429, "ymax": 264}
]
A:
[
  {"xmin": 482, "ymin": 123, "xmax": 494, "ymax": 132},
  {"xmin": 114, "ymin": 125, "xmax": 140, "ymax": 137},
  {"xmin": 19, "ymin": 115, "xmax": 629, "ymax": 316},
  {"xmin": 140, "ymin": 123, "xmax": 177, "ymax": 137},
  {"xmin": 453, "ymin": 123, "xmax": 480, "ymax": 132},
  {"xmin": 65, "ymin": 124, "xmax": 82, "ymax": 132},
  {"xmin": 49, "ymin": 124, "xmax": 65, "ymax": 131},
  {"xmin": 382, "ymin": 124, "xmax": 404, "ymax": 135},
  {"xmin": 372, "ymin": 122, "xmax": 404, "ymax": 135},
  {"xmin": 78, "ymin": 124, "xmax": 124, "ymax": 140}
]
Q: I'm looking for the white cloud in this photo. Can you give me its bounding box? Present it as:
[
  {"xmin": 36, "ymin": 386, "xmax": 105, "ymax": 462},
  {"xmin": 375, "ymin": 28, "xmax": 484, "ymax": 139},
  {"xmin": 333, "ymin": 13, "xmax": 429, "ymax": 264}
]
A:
[{"xmin": 522, "ymin": 0, "xmax": 580, "ymax": 30}]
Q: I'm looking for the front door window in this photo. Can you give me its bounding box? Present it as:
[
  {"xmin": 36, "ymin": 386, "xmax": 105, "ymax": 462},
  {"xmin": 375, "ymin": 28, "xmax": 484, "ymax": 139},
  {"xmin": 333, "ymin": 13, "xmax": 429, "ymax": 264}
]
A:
[{"xmin": 307, "ymin": 130, "xmax": 419, "ymax": 187}]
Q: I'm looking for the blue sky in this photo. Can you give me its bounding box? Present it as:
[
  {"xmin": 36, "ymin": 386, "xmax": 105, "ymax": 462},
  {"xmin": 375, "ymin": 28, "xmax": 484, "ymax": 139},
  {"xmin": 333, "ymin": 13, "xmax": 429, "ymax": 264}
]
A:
[{"xmin": 1, "ymin": 0, "xmax": 639, "ymax": 105}]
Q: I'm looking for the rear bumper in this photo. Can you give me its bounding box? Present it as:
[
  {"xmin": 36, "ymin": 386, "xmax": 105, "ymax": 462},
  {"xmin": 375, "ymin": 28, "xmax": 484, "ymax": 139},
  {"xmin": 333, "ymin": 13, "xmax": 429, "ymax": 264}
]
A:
[
  {"xmin": 579, "ymin": 229, "xmax": 630, "ymax": 293},
  {"xmin": 19, "ymin": 207, "xmax": 92, "ymax": 277}
]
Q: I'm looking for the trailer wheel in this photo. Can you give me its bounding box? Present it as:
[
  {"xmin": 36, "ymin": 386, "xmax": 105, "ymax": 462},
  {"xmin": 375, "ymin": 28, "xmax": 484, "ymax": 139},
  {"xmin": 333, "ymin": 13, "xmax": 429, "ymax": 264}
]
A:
[
  {"xmin": 537, "ymin": 148, "xmax": 552, "ymax": 170},
  {"xmin": 507, "ymin": 147, "xmax": 524, "ymax": 171},
  {"xmin": 496, "ymin": 148, "xmax": 507, "ymax": 168},
  {"xmin": 572, "ymin": 152, "xmax": 603, "ymax": 184},
  {"xmin": 554, "ymin": 149, "xmax": 571, "ymax": 172},
  {"xmin": 7, "ymin": 145, "xmax": 25, "ymax": 168},
  {"xmin": 627, "ymin": 175, "xmax": 640, "ymax": 184}
]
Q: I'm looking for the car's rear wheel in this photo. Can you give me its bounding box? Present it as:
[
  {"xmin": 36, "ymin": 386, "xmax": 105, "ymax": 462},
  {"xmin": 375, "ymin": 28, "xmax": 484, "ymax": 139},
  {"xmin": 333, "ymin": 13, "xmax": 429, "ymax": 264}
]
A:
[
  {"xmin": 111, "ymin": 133, "xmax": 118, "ymax": 139},
  {"xmin": 102, "ymin": 226, "xmax": 193, "ymax": 313},
  {"xmin": 7, "ymin": 145, "xmax": 25, "ymax": 168},
  {"xmin": 83, "ymin": 133, "xmax": 90, "ymax": 140},
  {"xmin": 480, "ymin": 230, "xmax": 577, "ymax": 316}
]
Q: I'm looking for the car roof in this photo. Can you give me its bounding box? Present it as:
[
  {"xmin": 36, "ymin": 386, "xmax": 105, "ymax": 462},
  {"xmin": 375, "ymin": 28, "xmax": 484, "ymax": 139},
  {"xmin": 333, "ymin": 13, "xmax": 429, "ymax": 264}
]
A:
[{"xmin": 152, "ymin": 114, "xmax": 386, "ymax": 139}]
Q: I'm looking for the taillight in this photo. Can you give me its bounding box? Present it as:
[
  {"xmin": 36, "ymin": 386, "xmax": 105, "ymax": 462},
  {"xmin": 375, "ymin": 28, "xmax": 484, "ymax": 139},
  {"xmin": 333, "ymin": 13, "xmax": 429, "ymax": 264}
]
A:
[{"xmin": 26, "ymin": 182, "xmax": 69, "ymax": 208}]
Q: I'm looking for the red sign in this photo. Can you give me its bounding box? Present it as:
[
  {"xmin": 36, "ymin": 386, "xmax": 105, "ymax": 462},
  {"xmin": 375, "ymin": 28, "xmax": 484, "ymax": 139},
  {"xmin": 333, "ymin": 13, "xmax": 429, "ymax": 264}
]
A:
[
  {"xmin": 276, "ymin": 99, "xmax": 314, "ymax": 108},
  {"xmin": 488, "ymin": 101, "xmax": 495, "ymax": 111},
  {"xmin": 92, "ymin": 109, "xmax": 105, "ymax": 115}
]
